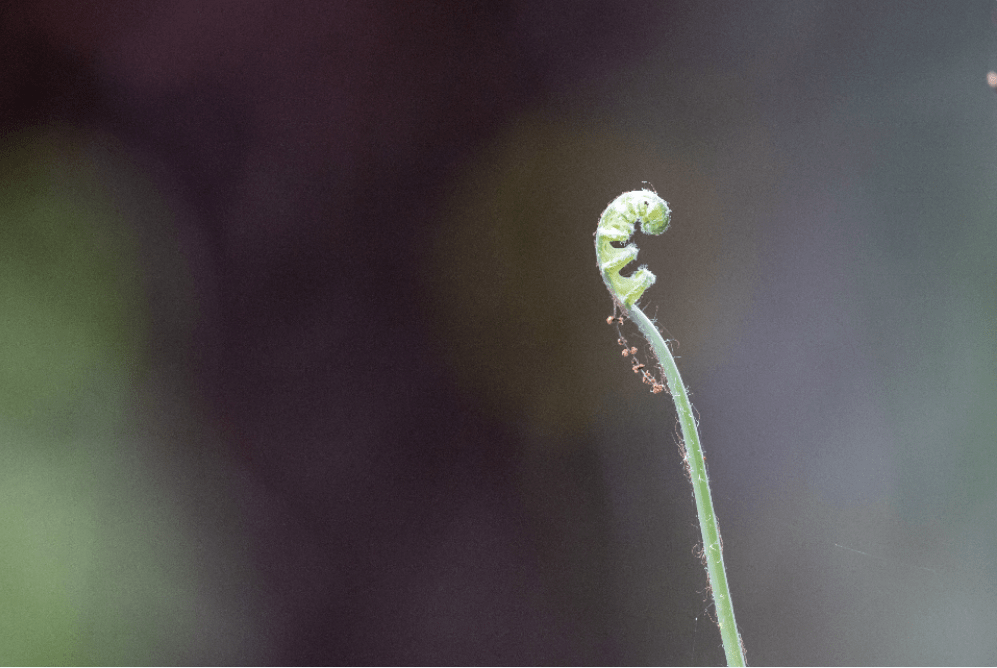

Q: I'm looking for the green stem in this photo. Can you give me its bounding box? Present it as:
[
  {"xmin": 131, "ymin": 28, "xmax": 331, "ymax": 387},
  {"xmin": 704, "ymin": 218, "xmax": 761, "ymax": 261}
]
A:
[
  {"xmin": 626, "ymin": 304, "xmax": 745, "ymax": 667},
  {"xmin": 594, "ymin": 190, "xmax": 744, "ymax": 665}
]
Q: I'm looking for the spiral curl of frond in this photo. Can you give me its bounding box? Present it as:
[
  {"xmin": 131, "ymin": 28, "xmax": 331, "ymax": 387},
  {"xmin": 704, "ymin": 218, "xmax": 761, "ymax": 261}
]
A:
[{"xmin": 594, "ymin": 190, "xmax": 671, "ymax": 308}]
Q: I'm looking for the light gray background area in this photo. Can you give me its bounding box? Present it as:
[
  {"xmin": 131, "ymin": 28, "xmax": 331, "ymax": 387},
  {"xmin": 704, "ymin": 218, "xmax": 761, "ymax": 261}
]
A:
[{"xmin": 436, "ymin": 3, "xmax": 997, "ymax": 664}]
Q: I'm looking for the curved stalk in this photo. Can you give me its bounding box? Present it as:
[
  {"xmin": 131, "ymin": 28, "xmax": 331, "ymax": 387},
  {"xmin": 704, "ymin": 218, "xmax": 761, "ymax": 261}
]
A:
[
  {"xmin": 595, "ymin": 190, "xmax": 745, "ymax": 666},
  {"xmin": 627, "ymin": 304, "xmax": 744, "ymax": 666}
]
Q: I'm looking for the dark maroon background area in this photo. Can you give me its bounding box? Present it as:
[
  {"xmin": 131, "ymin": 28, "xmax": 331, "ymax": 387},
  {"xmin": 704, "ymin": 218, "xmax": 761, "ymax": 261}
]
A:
[{"xmin": 1, "ymin": 1, "xmax": 686, "ymax": 663}]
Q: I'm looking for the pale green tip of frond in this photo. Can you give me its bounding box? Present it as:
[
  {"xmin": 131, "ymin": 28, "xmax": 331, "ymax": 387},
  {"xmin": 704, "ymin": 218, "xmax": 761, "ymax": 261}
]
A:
[{"xmin": 594, "ymin": 189, "xmax": 671, "ymax": 308}]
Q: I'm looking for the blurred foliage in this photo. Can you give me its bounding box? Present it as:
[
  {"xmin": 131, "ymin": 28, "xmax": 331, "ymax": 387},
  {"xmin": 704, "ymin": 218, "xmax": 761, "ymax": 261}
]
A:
[
  {"xmin": 0, "ymin": 129, "xmax": 146, "ymax": 434},
  {"xmin": 0, "ymin": 128, "xmax": 253, "ymax": 664}
]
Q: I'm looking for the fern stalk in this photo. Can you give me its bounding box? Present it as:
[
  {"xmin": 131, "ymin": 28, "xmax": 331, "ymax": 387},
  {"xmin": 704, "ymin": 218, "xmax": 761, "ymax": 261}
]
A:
[{"xmin": 595, "ymin": 190, "xmax": 745, "ymax": 666}]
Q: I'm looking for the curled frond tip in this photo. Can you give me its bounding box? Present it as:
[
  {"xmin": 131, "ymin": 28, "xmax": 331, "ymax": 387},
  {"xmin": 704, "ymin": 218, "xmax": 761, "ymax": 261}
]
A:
[{"xmin": 594, "ymin": 189, "xmax": 671, "ymax": 308}]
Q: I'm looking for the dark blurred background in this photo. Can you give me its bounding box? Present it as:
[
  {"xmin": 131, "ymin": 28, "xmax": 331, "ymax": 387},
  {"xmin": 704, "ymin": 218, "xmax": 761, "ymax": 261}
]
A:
[{"xmin": 2, "ymin": 1, "xmax": 996, "ymax": 664}]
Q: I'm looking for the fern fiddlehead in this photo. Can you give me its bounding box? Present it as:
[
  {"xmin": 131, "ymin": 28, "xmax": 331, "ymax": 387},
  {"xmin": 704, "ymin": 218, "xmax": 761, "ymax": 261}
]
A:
[
  {"xmin": 595, "ymin": 190, "xmax": 746, "ymax": 666},
  {"xmin": 595, "ymin": 190, "xmax": 671, "ymax": 309}
]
